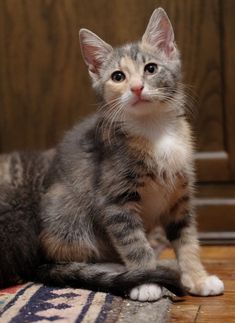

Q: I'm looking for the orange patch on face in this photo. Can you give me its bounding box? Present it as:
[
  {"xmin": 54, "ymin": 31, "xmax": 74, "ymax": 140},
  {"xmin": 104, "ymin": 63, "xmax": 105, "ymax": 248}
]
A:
[{"xmin": 103, "ymin": 56, "xmax": 143, "ymax": 103}]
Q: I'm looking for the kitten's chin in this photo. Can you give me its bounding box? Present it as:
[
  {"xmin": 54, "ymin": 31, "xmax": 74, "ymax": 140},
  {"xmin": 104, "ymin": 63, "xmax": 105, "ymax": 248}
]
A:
[
  {"xmin": 126, "ymin": 100, "xmax": 161, "ymax": 116},
  {"xmin": 132, "ymin": 98, "xmax": 151, "ymax": 106}
]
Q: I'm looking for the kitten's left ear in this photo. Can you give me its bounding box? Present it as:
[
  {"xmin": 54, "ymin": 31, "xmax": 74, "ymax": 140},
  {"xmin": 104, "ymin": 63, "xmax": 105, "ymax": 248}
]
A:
[
  {"xmin": 142, "ymin": 8, "xmax": 175, "ymax": 57},
  {"xmin": 79, "ymin": 29, "xmax": 113, "ymax": 78}
]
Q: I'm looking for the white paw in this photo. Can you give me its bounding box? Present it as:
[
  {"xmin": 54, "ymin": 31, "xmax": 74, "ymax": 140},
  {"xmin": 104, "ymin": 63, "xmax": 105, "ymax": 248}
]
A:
[
  {"xmin": 189, "ymin": 275, "xmax": 224, "ymax": 296},
  {"xmin": 129, "ymin": 283, "xmax": 162, "ymax": 302},
  {"xmin": 198, "ymin": 275, "xmax": 224, "ymax": 296}
]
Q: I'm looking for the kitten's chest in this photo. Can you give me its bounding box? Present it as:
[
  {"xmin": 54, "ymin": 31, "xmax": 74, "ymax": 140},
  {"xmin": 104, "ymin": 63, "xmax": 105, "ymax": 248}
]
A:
[
  {"xmin": 126, "ymin": 122, "xmax": 192, "ymax": 231},
  {"xmin": 134, "ymin": 134, "xmax": 191, "ymax": 232},
  {"xmin": 137, "ymin": 174, "xmax": 187, "ymax": 232}
]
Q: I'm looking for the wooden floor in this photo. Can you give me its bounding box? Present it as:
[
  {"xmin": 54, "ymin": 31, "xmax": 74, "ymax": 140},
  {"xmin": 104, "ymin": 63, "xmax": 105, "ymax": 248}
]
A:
[{"xmin": 161, "ymin": 245, "xmax": 235, "ymax": 323}]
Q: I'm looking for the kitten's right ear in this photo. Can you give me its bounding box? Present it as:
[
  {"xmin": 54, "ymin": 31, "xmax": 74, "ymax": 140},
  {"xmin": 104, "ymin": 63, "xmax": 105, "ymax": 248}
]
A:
[{"xmin": 79, "ymin": 29, "xmax": 113, "ymax": 78}]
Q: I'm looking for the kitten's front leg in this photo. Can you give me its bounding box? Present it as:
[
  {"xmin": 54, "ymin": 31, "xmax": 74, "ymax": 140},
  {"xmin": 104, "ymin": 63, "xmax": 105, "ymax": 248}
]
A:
[
  {"xmin": 104, "ymin": 204, "xmax": 162, "ymax": 301},
  {"xmin": 164, "ymin": 212, "xmax": 224, "ymax": 296},
  {"xmin": 104, "ymin": 205, "xmax": 156, "ymax": 270}
]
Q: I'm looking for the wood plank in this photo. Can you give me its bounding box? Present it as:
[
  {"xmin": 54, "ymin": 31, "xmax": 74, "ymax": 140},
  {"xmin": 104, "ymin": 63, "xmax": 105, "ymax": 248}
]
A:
[
  {"xmin": 179, "ymin": 294, "xmax": 235, "ymax": 307},
  {"xmin": 168, "ymin": 246, "xmax": 235, "ymax": 323},
  {"xmin": 222, "ymin": 0, "xmax": 235, "ymax": 180},
  {"xmin": 197, "ymin": 203, "xmax": 235, "ymax": 232},
  {"xmin": 196, "ymin": 183, "xmax": 235, "ymax": 234},
  {"xmin": 196, "ymin": 306, "xmax": 235, "ymax": 323},
  {"xmin": 195, "ymin": 152, "xmax": 230, "ymax": 181},
  {"xmin": 199, "ymin": 245, "xmax": 235, "ymax": 260},
  {"xmin": 161, "ymin": 246, "xmax": 235, "ymax": 261},
  {"xmin": 197, "ymin": 183, "xmax": 235, "ymax": 198},
  {"xmin": 170, "ymin": 305, "xmax": 199, "ymax": 323}
]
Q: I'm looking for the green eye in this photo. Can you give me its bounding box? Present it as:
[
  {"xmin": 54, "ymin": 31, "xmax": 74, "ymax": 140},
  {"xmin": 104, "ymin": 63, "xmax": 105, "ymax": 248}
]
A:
[
  {"xmin": 144, "ymin": 63, "xmax": 158, "ymax": 74},
  {"xmin": 111, "ymin": 71, "xmax": 126, "ymax": 82}
]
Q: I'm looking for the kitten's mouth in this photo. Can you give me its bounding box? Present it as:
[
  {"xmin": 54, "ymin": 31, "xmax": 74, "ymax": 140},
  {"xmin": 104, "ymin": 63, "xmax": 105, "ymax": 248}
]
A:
[{"xmin": 132, "ymin": 97, "xmax": 151, "ymax": 106}]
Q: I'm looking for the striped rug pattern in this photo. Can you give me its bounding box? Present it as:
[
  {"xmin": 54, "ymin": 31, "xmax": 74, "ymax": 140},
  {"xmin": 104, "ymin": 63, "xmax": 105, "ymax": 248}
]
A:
[{"xmin": 0, "ymin": 283, "xmax": 171, "ymax": 322}]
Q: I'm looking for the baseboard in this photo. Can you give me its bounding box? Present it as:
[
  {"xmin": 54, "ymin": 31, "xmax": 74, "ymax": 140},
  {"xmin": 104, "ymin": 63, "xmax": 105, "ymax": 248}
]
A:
[{"xmin": 199, "ymin": 231, "xmax": 235, "ymax": 244}]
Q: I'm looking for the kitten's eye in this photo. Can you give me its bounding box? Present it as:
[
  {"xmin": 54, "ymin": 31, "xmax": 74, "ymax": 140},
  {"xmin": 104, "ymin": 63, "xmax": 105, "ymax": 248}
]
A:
[
  {"xmin": 111, "ymin": 71, "xmax": 126, "ymax": 82},
  {"xmin": 144, "ymin": 63, "xmax": 158, "ymax": 75}
]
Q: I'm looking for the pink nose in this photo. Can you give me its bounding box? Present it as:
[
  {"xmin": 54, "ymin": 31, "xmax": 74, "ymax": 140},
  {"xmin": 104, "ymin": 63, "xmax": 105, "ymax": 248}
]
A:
[{"xmin": 131, "ymin": 85, "xmax": 144, "ymax": 97}]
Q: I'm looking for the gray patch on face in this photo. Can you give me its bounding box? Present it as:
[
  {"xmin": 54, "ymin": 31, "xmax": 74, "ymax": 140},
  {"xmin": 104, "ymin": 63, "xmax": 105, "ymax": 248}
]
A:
[{"xmin": 129, "ymin": 43, "xmax": 139, "ymax": 61}]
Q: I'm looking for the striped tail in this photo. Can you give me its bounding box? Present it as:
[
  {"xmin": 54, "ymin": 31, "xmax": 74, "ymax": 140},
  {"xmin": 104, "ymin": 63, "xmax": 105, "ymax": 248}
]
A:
[{"xmin": 36, "ymin": 262, "xmax": 185, "ymax": 297}]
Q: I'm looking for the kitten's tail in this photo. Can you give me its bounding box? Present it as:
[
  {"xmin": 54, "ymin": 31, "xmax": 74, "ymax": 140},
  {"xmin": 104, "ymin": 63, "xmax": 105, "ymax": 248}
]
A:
[{"xmin": 35, "ymin": 262, "xmax": 185, "ymax": 296}]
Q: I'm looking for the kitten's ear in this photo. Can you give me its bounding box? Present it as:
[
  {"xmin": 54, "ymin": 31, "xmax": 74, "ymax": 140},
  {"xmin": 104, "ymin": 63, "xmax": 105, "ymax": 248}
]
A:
[
  {"xmin": 142, "ymin": 8, "xmax": 175, "ymax": 56},
  {"xmin": 79, "ymin": 29, "xmax": 113, "ymax": 78}
]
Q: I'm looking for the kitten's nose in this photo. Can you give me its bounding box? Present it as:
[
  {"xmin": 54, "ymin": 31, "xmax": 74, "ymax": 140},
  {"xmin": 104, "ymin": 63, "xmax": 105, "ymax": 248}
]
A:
[{"xmin": 131, "ymin": 85, "xmax": 144, "ymax": 97}]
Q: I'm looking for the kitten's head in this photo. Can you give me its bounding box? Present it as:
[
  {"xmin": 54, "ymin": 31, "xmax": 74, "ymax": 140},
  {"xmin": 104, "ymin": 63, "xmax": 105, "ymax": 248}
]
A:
[{"xmin": 79, "ymin": 8, "xmax": 183, "ymax": 123}]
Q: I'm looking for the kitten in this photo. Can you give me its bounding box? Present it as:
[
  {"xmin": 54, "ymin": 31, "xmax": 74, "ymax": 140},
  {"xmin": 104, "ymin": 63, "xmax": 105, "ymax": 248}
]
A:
[{"xmin": 0, "ymin": 8, "xmax": 224, "ymax": 302}]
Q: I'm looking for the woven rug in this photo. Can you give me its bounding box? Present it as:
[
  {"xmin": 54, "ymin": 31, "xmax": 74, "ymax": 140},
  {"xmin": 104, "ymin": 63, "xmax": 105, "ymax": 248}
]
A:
[{"xmin": 0, "ymin": 283, "xmax": 172, "ymax": 323}]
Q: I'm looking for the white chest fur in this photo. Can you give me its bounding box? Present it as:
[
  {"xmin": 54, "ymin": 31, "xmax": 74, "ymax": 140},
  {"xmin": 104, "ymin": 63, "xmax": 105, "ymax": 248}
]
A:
[
  {"xmin": 152, "ymin": 128, "xmax": 192, "ymax": 177},
  {"xmin": 127, "ymin": 115, "xmax": 193, "ymax": 177}
]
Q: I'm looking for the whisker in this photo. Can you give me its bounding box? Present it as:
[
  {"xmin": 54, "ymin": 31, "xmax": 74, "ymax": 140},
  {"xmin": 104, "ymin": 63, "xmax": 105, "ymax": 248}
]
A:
[
  {"xmin": 144, "ymin": 84, "xmax": 197, "ymax": 120},
  {"xmin": 95, "ymin": 97, "xmax": 128, "ymax": 145}
]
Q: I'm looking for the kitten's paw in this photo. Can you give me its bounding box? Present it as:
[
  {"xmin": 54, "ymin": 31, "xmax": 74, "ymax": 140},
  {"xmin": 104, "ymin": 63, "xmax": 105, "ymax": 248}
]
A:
[
  {"xmin": 184, "ymin": 275, "xmax": 224, "ymax": 296},
  {"xmin": 129, "ymin": 283, "xmax": 162, "ymax": 302}
]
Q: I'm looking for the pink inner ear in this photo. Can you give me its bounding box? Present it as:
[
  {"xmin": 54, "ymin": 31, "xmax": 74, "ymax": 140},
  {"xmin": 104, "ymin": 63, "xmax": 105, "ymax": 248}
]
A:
[
  {"xmin": 143, "ymin": 9, "xmax": 175, "ymax": 57},
  {"xmin": 165, "ymin": 43, "xmax": 175, "ymax": 56},
  {"xmin": 157, "ymin": 16, "xmax": 174, "ymax": 55},
  {"xmin": 158, "ymin": 36, "xmax": 175, "ymax": 56},
  {"xmin": 86, "ymin": 46, "xmax": 100, "ymax": 73},
  {"xmin": 162, "ymin": 19, "xmax": 172, "ymax": 40},
  {"xmin": 80, "ymin": 29, "xmax": 113, "ymax": 76},
  {"xmin": 81, "ymin": 41, "xmax": 100, "ymax": 74}
]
